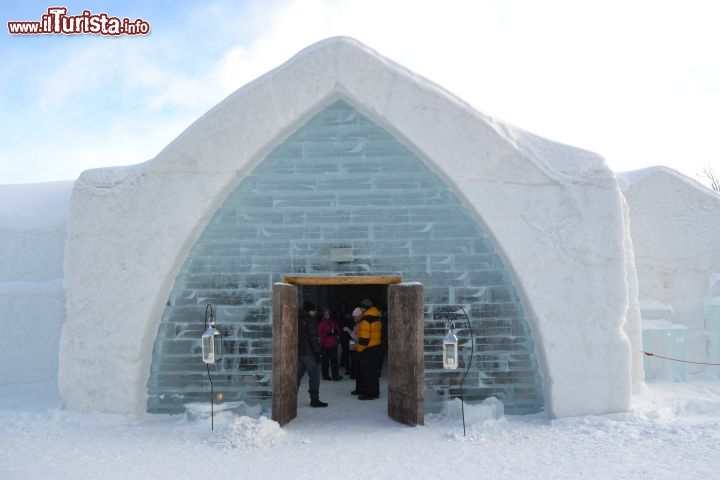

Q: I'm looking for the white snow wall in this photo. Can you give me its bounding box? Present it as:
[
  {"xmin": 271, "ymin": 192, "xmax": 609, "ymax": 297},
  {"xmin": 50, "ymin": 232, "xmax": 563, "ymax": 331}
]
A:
[
  {"xmin": 0, "ymin": 281, "xmax": 65, "ymax": 384},
  {"xmin": 59, "ymin": 37, "xmax": 633, "ymax": 417},
  {"xmin": 620, "ymin": 167, "xmax": 720, "ymax": 369},
  {"xmin": 0, "ymin": 181, "xmax": 72, "ymax": 385}
]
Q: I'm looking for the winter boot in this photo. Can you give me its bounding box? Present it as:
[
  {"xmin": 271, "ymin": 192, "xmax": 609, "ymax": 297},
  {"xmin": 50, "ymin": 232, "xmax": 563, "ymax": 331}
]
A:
[{"xmin": 310, "ymin": 398, "xmax": 328, "ymax": 408}]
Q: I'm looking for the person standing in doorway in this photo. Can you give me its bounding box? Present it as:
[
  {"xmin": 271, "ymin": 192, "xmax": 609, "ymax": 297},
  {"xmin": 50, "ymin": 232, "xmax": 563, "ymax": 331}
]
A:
[
  {"xmin": 317, "ymin": 307, "xmax": 342, "ymax": 381},
  {"xmin": 346, "ymin": 306, "xmax": 363, "ymax": 394},
  {"xmin": 297, "ymin": 301, "xmax": 328, "ymax": 408},
  {"xmin": 356, "ymin": 298, "xmax": 383, "ymax": 400},
  {"xmin": 336, "ymin": 303, "xmax": 352, "ymax": 375},
  {"xmin": 378, "ymin": 305, "xmax": 389, "ymax": 377}
]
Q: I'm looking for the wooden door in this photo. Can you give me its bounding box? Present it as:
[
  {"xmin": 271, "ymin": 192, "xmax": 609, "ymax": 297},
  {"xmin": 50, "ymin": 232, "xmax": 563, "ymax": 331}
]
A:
[
  {"xmin": 387, "ymin": 283, "xmax": 425, "ymax": 426},
  {"xmin": 271, "ymin": 283, "xmax": 298, "ymax": 426}
]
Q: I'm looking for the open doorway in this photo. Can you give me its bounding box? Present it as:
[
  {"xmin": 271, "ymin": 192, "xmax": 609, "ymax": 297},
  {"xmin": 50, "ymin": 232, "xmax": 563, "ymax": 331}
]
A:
[
  {"xmin": 271, "ymin": 277, "xmax": 424, "ymax": 427},
  {"xmin": 298, "ymin": 284, "xmax": 390, "ymax": 408},
  {"xmin": 301, "ymin": 283, "xmax": 389, "ymax": 382}
]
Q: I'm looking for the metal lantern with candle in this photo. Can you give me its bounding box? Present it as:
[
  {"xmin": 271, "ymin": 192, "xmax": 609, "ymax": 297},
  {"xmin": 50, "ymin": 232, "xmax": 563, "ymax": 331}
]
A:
[
  {"xmin": 442, "ymin": 320, "xmax": 459, "ymax": 369},
  {"xmin": 201, "ymin": 304, "xmax": 222, "ymax": 364},
  {"xmin": 201, "ymin": 304, "xmax": 222, "ymax": 431}
]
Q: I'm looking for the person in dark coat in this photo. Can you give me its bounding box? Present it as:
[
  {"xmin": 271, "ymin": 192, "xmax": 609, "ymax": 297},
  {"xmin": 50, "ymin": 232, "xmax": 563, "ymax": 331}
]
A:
[{"xmin": 297, "ymin": 301, "xmax": 328, "ymax": 408}]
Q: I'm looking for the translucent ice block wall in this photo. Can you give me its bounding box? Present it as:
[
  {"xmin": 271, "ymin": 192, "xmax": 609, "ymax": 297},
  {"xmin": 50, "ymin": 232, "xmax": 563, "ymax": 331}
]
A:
[
  {"xmin": 641, "ymin": 320, "xmax": 688, "ymax": 381},
  {"xmin": 146, "ymin": 100, "xmax": 544, "ymax": 415},
  {"xmin": 640, "ymin": 300, "xmax": 688, "ymax": 381},
  {"xmin": 705, "ymin": 274, "xmax": 720, "ymax": 375}
]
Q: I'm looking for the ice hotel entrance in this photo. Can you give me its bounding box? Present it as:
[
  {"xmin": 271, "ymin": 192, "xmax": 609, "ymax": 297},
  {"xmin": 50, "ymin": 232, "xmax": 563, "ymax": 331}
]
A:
[
  {"xmin": 61, "ymin": 38, "xmax": 636, "ymax": 419},
  {"xmin": 272, "ymin": 276, "xmax": 424, "ymax": 426},
  {"xmin": 145, "ymin": 98, "xmax": 545, "ymax": 420}
]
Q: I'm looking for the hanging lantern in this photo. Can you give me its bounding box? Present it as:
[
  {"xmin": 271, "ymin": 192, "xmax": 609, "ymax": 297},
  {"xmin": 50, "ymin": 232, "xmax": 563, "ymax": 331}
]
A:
[
  {"xmin": 201, "ymin": 304, "xmax": 221, "ymax": 431},
  {"xmin": 443, "ymin": 321, "xmax": 459, "ymax": 369},
  {"xmin": 202, "ymin": 321, "xmax": 222, "ymax": 364}
]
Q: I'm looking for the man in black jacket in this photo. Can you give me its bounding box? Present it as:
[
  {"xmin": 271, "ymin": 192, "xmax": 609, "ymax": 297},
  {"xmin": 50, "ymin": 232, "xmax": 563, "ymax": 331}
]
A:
[{"xmin": 297, "ymin": 301, "xmax": 328, "ymax": 408}]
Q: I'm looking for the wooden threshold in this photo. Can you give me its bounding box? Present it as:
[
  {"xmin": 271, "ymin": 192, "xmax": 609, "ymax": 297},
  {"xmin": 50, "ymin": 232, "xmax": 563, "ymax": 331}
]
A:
[{"xmin": 283, "ymin": 275, "xmax": 401, "ymax": 286}]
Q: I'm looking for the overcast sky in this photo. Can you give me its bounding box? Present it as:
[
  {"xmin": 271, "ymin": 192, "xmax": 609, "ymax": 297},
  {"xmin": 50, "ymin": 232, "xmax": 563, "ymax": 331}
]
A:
[{"xmin": 2, "ymin": 0, "xmax": 719, "ymax": 186}]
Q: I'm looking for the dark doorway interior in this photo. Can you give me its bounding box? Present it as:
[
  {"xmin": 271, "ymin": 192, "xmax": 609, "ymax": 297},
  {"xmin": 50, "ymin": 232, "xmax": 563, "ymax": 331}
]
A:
[
  {"xmin": 300, "ymin": 284, "xmax": 390, "ymax": 391},
  {"xmin": 300, "ymin": 284, "xmax": 389, "ymax": 313},
  {"xmin": 272, "ymin": 280, "xmax": 424, "ymax": 427}
]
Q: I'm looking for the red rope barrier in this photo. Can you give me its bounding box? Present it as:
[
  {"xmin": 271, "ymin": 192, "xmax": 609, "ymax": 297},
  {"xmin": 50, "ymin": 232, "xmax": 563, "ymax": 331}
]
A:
[{"xmin": 642, "ymin": 351, "xmax": 720, "ymax": 366}]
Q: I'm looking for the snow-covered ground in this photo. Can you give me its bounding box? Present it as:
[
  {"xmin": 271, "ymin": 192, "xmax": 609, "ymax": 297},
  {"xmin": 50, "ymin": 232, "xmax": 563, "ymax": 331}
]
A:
[
  {"xmin": 2, "ymin": 373, "xmax": 719, "ymax": 480},
  {"xmin": 0, "ymin": 175, "xmax": 717, "ymax": 478}
]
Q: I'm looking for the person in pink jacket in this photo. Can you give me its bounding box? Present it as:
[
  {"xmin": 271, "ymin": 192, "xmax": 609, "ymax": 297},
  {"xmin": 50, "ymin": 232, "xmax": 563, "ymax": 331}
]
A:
[{"xmin": 317, "ymin": 308, "xmax": 343, "ymax": 381}]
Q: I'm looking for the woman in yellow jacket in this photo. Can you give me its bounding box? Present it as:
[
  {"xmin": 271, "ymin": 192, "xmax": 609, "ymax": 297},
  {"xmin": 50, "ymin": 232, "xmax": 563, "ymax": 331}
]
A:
[{"xmin": 356, "ymin": 298, "xmax": 382, "ymax": 400}]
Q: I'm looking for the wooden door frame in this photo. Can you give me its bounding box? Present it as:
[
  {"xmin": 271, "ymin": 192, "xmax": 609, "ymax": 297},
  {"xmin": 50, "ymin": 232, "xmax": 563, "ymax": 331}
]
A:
[
  {"xmin": 271, "ymin": 276, "xmax": 424, "ymax": 427},
  {"xmin": 283, "ymin": 275, "xmax": 401, "ymax": 286}
]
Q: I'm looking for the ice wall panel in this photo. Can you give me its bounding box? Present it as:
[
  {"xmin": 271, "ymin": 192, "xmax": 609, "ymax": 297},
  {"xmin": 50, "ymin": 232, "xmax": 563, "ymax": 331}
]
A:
[{"xmin": 147, "ymin": 100, "xmax": 544, "ymax": 415}]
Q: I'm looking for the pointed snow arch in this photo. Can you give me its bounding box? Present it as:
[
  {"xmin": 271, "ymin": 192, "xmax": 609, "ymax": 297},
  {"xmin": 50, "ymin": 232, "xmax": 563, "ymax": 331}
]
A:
[
  {"xmin": 60, "ymin": 37, "xmax": 631, "ymax": 418},
  {"xmin": 146, "ymin": 98, "xmax": 545, "ymax": 415}
]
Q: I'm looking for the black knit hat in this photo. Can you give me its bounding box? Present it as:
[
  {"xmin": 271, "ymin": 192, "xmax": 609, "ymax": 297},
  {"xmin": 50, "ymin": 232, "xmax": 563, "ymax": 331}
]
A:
[
  {"xmin": 360, "ymin": 298, "xmax": 373, "ymax": 308},
  {"xmin": 303, "ymin": 301, "xmax": 317, "ymax": 312}
]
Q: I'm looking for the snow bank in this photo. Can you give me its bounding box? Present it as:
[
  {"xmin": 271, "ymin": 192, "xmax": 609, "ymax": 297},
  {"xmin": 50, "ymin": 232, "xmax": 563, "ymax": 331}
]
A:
[
  {"xmin": 60, "ymin": 36, "xmax": 632, "ymax": 417},
  {"xmin": 211, "ymin": 415, "xmax": 287, "ymax": 451},
  {"xmin": 440, "ymin": 396, "xmax": 504, "ymax": 424},
  {"xmin": 3, "ymin": 377, "xmax": 720, "ymax": 480}
]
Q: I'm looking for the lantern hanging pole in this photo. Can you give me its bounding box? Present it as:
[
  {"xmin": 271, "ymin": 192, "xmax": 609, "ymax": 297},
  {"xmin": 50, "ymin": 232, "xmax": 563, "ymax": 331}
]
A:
[
  {"xmin": 204, "ymin": 303, "xmax": 213, "ymax": 330},
  {"xmin": 204, "ymin": 304, "xmax": 215, "ymax": 431},
  {"xmin": 452, "ymin": 304, "xmax": 474, "ymax": 437}
]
